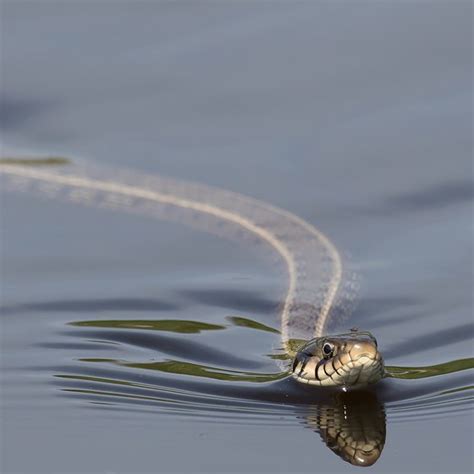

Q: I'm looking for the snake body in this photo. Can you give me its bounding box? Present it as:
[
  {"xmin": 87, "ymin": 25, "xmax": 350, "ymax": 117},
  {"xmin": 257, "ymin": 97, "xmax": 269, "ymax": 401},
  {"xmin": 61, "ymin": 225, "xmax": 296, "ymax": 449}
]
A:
[{"xmin": 0, "ymin": 158, "xmax": 385, "ymax": 388}]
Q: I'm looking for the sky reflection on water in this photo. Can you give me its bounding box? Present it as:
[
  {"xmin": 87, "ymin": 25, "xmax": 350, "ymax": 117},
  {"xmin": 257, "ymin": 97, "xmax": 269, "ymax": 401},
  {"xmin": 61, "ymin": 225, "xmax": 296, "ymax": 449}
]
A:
[{"xmin": 1, "ymin": 1, "xmax": 472, "ymax": 473}]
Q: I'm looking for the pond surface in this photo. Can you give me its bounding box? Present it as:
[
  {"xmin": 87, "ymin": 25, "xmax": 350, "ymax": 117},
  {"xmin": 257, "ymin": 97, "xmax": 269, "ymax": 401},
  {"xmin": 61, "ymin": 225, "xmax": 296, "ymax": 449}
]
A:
[{"xmin": 1, "ymin": 2, "xmax": 473, "ymax": 473}]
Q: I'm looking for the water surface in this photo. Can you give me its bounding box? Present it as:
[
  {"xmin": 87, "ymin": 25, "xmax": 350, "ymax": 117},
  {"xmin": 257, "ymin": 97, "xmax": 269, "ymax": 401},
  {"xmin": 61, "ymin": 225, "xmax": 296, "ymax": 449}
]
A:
[{"xmin": 1, "ymin": 2, "xmax": 473, "ymax": 473}]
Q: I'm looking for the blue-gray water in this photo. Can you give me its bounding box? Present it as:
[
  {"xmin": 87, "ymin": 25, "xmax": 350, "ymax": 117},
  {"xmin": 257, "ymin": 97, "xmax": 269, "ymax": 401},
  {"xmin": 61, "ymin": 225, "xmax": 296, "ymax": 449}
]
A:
[{"xmin": 1, "ymin": 2, "xmax": 473, "ymax": 473}]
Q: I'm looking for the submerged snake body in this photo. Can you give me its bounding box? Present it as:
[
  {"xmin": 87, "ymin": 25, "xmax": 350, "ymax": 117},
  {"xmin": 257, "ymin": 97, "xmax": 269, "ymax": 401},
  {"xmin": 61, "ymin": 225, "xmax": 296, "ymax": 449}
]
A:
[{"xmin": 0, "ymin": 159, "xmax": 385, "ymax": 388}]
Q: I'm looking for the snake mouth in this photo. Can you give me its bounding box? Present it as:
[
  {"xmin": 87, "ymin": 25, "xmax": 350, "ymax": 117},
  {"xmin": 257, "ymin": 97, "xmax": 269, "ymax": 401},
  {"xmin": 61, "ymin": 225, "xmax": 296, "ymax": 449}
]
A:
[{"xmin": 291, "ymin": 332, "xmax": 385, "ymax": 388}]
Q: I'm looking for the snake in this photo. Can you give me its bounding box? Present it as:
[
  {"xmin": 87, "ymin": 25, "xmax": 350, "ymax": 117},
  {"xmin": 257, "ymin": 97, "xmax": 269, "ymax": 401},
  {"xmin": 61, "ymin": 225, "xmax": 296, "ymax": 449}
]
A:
[{"xmin": 0, "ymin": 157, "xmax": 386, "ymax": 390}]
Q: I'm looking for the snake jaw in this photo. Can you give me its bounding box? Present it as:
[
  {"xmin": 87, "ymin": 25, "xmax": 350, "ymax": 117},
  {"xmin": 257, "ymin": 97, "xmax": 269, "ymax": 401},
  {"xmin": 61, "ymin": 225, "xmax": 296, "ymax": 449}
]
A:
[{"xmin": 291, "ymin": 331, "xmax": 385, "ymax": 389}]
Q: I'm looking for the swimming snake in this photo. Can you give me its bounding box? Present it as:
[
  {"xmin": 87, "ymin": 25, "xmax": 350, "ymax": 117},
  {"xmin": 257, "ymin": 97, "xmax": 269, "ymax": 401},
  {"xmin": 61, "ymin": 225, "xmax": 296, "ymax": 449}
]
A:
[{"xmin": 0, "ymin": 157, "xmax": 385, "ymax": 389}]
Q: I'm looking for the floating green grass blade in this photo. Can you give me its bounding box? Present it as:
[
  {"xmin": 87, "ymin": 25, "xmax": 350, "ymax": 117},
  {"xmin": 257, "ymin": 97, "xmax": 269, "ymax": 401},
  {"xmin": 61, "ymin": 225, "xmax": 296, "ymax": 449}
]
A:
[
  {"xmin": 80, "ymin": 358, "xmax": 287, "ymax": 383},
  {"xmin": 0, "ymin": 156, "xmax": 71, "ymax": 166},
  {"xmin": 227, "ymin": 316, "xmax": 280, "ymax": 334},
  {"xmin": 386, "ymin": 358, "xmax": 474, "ymax": 379},
  {"xmin": 70, "ymin": 319, "xmax": 226, "ymax": 334}
]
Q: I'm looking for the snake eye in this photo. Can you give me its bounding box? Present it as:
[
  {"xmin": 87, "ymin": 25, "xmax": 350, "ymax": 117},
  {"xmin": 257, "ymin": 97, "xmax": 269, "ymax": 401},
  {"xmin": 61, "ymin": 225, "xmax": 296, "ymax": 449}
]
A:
[{"xmin": 323, "ymin": 343, "xmax": 334, "ymax": 358}]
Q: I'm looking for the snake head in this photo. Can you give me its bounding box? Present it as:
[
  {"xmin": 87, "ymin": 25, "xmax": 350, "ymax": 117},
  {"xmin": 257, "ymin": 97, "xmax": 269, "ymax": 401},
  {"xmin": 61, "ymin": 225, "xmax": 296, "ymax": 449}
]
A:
[{"xmin": 291, "ymin": 331, "xmax": 385, "ymax": 389}]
